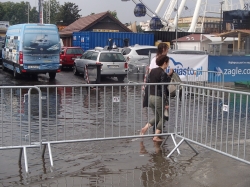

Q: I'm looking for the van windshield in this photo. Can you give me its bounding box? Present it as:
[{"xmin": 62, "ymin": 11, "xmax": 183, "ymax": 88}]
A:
[{"xmin": 23, "ymin": 27, "xmax": 60, "ymax": 55}]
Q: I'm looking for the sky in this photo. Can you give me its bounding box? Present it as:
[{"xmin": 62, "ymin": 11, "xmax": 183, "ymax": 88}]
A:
[{"xmin": 2, "ymin": 0, "xmax": 248, "ymax": 23}]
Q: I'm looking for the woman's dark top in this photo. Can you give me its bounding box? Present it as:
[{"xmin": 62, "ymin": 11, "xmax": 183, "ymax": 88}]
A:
[{"xmin": 148, "ymin": 67, "xmax": 171, "ymax": 98}]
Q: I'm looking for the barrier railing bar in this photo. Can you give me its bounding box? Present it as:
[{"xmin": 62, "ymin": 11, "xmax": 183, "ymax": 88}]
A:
[
  {"xmin": 19, "ymin": 88, "xmax": 22, "ymax": 146},
  {"xmin": 244, "ymin": 96, "xmax": 248, "ymax": 160},
  {"xmin": 104, "ymin": 86, "xmax": 106, "ymax": 138},
  {"xmin": 232, "ymin": 94, "xmax": 236, "ymax": 156},
  {"xmin": 210, "ymin": 90, "xmax": 214, "ymax": 148},
  {"xmin": 95, "ymin": 86, "xmax": 98, "ymax": 139},
  {"xmin": 226, "ymin": 93, "xmax": 230, "ymax": 154},
  {"xmin": 1, "ymin": 89, "xmax": 2, "ymax": 147},
  {"xmin": 220, "ymin": 92, "xmax": 225, "ymax": 151},
  {"xmin": 119, "ymin": 86, "xmax": 121, "ymax": 137},
  {"xmin": 11, "ymin": 89, "xmax": 13, "ymax": 146},
  {"xmin": 133, "ymin": 85, "xmax": 136, "ymax": 137},
  {"xmin": 47, "ymin": 88, "xmax": 49, "ymax": 141},
  {"xmin": 215, "ymin": 90, "xmax": 219, "ymax": 150},
  {"xmin": 64, "ymin": 87, "xmax": 66, "ymax": 140},
  {"xmin": 112, "ymin": 86, "xmax": 114, "ymax": 137},
  {"xmin": 192, "ymin": 87, "xmax": 196, "ymax": 140},
  {"xmin": 237, "ymin": 94, "xmax": 242, "ymax": 158},
  {"xmin": 56, "ymin": 88, "xmax": 58, "ymax": 141},
  {"xmin": 73, "ymin": 86, "xmax": 75, "ymax": 137}
]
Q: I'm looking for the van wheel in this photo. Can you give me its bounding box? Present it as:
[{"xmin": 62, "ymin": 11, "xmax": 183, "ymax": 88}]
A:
[
  {"xmin": 2, "ymin": 65, "xmax": 6, "ymax": 71},
  {"xmin": 117, "ymin": 75, "xmax": 125, "ymax": 82},
  {"xmin": 13, "ymin": 68, "xmax": 20, "ymax": 79},
  {"xmin": 73, "ymin": 65, "xmax": 79, "ymax": 75},
  {"xmin": 49, "ymin": 72, "xmax": 56, "ymax": 80}
]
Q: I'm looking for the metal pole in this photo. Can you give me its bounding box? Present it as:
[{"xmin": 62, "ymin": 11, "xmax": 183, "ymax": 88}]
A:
[
  {"xmin": 175, "ymin": 0, "xmax": 178, "ymax": 49},
  {"xmin": 28, "ymin": 3, "xmax": 29, "ymax": 23},
  {"xmin": 219, "ymin": 1, "xmax": 224, "ymax": 33}
]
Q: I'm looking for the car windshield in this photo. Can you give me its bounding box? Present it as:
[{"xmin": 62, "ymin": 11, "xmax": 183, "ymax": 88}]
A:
[
  {"xmin": 66, "ymin": 48, "xmax": 83, "ymax": 54},
  {"xmin": 99, "ymin": 53, "xmax": 126, "ymax": 62}
]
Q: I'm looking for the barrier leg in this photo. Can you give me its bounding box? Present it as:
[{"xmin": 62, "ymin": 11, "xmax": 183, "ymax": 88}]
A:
[
  {"xmin": 184, "ymin": 140, "xmax": 198, "ymax": 154},
  {"xmin": 171, "ymin": 134, "xmax": 181, "ymax": 155},
  {"xmin": 167, "ymin": 138, "xmax": 185, "ymax": 158},
  {"xmin": 161, "ymin": 135, "xmax": 169, "ymax": 147},
  {"xmin": 48, "ymin": 143, "xmax": 54, "ymax": 168},
  {"xmin": 18, "ymin": 148, "xmax": 23, "ymax": 163},
  {"xmin": 23, "ymin": 146, "xmax": 29, "ymax": 173},
  {"xmin": 42, "ymin": 144, "xmax": 46, "ymax": 158}
]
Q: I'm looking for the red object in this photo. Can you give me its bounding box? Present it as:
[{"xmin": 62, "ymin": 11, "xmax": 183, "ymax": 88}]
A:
[
  {"xmin": 60, "ymin": 47, "xmax": 84, "ymax": 67},
  {"xmin": 19, "ymin": 51, "xmax": 23, "ymax": 64},
  {"xmin": 124, "ymin": 62, "xmax": 128, "ymax": 69}
]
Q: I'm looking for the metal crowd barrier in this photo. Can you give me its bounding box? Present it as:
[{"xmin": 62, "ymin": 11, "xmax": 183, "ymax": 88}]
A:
[
  {"xmin": 0, "ymin": 86, "xmax": 42, "ymax": 173},
  {"xmin": 1, "ymin": 81, "xmax": 250, "ymax": 174},
  {"xmin": 184, "ymin": 70, "xmax": 224, "ymax": 89},
  {"xmin": 169, "ymin": 84, "xmax": 250, "ymax": 165},
  {"xmin": 35, "ymin": 83, "xmax": 180, "ymax": 170}
]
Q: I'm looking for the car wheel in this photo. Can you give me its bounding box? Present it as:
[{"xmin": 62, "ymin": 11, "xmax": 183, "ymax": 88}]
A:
[
  {"xmin": 49, "ymin": 72, "xmax": 56, "ymax": 80},
  {"xmin": 13, "ymin": 68, "xmax": 20, "ymax": 79},
  {"xmin": 117, "ymin": 75, "xmax": 125, "ymax": 82},
  {"xmin": 73, "ymin": 65, "xmax": 79, "ymax": 75}
]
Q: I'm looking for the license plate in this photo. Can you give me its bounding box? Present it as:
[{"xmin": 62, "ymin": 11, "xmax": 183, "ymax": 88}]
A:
[
  {"xmin": 28, "ymin": 66, "xmax": 39, "ymax": 69},
  {"xmin": 108, "ymin": 65, "xmax": 119, "ymax": 68}
]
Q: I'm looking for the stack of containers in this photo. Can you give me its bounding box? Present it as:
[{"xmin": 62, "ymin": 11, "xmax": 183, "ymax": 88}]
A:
[{"xmin": 72, "ymin": 31, "xmax": 154, "ymax": 51}]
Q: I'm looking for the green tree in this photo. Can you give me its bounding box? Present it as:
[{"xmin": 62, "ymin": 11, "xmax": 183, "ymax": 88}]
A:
[
  {"xmin": 56, "ymin": 2, "xmax": 81, "ymax": 25},
  {"xmin": 0, "ymin": 3, "xmax": 5, "ymax": 20},
  {"xmin": 0, "ymin": 1, "xmax": 38, "ymax": 25},
  {"xmin": 108, "ymin": 10, "xmax": 118, "ymax": 20}
]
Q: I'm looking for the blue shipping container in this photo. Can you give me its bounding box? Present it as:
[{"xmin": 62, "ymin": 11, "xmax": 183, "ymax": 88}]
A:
[{"xmin": 72, "ymin": 31, "xmax": 154, "ymax": 50}]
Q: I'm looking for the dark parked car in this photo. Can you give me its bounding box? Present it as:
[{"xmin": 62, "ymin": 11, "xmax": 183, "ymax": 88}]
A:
[{"xmin": 60, "ymin": 47, "xmax": 84, "ymax": 68}]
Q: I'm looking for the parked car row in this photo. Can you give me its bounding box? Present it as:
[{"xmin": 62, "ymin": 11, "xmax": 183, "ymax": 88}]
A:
[{"xmin": 60, "ymin": 44, "xmax": 157, "ymax": 82}]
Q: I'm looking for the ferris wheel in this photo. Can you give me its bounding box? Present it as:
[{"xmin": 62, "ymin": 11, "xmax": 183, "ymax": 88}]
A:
[{"xmin": 122, "ymin": 0, "xmax": 250, "ymax": 32}]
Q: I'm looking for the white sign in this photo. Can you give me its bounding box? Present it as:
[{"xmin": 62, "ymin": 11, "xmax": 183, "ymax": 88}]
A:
[
  {"xmin": 150, "ymin": 53, "xmax": 208, "ymax": 81},
  {"xmin": 0, "ymin": 21, "xmax": 9, "ymax": 29},
  {"xmin": 113, "ymin": 96, "xmax": 120, "ymax": 102},
  {"xmin": 223, "ymin": 105, "xmax": 229, "ymax": 112}
]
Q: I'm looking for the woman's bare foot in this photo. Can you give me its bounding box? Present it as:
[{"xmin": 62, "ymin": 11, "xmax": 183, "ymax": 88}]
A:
[
  {"xmin": 140, "ymin": 123, "xmax": 151, "ymax": 135},
  {"xmin": 153, "ymin": 137, "xmax": 163, "ymax": 142}
]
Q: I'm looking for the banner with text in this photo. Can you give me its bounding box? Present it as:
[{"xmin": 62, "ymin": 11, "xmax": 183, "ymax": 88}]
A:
[
  {"xmin": 208, "ymin": 56, "xmax": 250, "ymax": 82},
  {"xmin": 151, "ymin": 53, "xmax": 208, "ymax": 81}
]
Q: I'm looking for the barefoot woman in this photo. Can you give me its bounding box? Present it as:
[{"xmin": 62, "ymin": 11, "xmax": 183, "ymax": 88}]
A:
[{"xmin": 141, "ymin": 55, "xmax": 173, "ymax": 141}]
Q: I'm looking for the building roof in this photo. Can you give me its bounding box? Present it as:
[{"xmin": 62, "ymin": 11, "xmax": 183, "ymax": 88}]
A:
[
  {"xmin": 215, "ymin": 29, "xmax": 250, "ymax": 38},
  {"xmin": 59, "ymin": 11, "xmax": 132, "ymax": 36}
]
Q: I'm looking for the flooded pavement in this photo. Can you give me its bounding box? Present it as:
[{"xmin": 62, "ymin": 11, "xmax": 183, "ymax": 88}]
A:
[{"xmin": 0, "ymin": 69, "xmax": 250, "ymax": 187}]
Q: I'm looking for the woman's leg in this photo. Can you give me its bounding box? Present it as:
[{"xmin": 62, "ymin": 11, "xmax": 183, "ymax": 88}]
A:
[
  {"xmin": 153, "ymin": 96, "xmax": 165, "ymax": 141},
  {"xmin": 140, "ymin": 95, "xmax": 157, "ymax": 135}
]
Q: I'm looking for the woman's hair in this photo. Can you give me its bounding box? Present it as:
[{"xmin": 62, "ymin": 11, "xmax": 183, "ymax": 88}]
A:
[
  {"xmin": 156, "ymin": 55, "xmax": 169, "ymax": 66},
  {"xmin": 157, "ymin": 43, "xmax": 169, "ymax": 56}
]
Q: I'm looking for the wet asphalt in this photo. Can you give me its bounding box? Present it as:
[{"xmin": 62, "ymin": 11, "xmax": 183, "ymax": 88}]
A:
[{"xmin": 0, "ymin": 67, "xmax": 250, "ymax": 187}]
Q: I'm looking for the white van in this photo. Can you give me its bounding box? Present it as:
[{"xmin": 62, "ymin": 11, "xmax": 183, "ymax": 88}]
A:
[{"xmin": 2, "ymin": 23, "xmax": 61, "ymax": 79}]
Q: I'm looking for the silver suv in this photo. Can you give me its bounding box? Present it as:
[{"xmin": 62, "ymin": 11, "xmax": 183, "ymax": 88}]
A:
[
  {"xmin": 121, "ymin": 45, "xmax": 157, "ymax": 61},
  {"xmin": 73, "ymin": 48, "xmax": 128, "ymax": 81}
]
